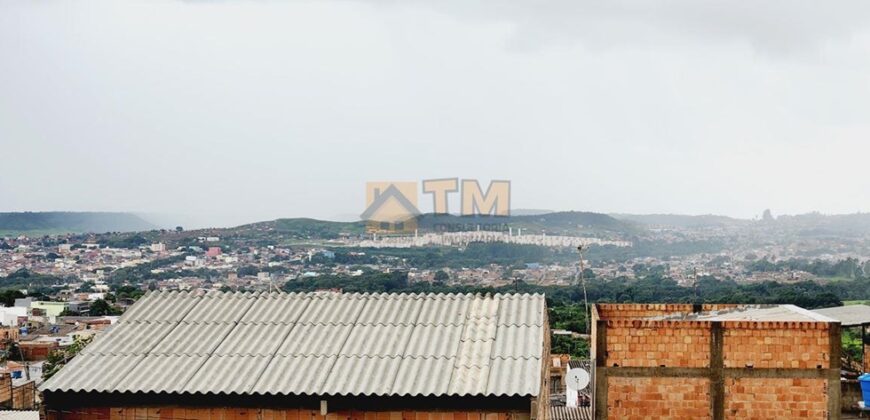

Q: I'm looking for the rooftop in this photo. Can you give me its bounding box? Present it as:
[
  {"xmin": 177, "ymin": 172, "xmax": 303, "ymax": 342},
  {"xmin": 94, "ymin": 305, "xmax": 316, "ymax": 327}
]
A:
[
  {"xmin": 40, "ymin": 291, "xmax": 546, "ymax": 398},
  {"xmin": 648, "ymin": 304, "xmax": 836, "ymax": 322},
  {"xmin": 0, "ymin": 412, "xmax": 39, "ymax": 420},
  {"xmin": 812, "ymin": 304, "xmax": 870, "ymax": 327}
]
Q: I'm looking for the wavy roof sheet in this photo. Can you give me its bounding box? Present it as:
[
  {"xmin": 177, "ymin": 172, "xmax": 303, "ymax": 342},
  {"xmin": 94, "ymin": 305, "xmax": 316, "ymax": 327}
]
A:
[{"xmin": 41, "ymin": 291, "xmax": 546, "ymax": 398}]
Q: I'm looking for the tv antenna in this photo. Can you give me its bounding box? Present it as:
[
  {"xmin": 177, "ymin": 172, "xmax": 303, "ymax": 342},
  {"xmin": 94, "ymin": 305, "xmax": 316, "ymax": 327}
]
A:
[{"xmin": 577, "ymin": 245, "xmax": 590, "ymax": 335}]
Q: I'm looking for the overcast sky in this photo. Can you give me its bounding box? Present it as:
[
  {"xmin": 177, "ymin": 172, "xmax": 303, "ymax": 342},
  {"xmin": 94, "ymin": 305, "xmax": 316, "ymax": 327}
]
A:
[{"xmin": 2, "ymin": 0, "xmax": 870, "ymax": 227}]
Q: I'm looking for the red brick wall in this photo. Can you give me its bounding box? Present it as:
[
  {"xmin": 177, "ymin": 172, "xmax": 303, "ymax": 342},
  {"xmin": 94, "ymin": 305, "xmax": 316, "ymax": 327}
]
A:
[
  {"xmin": 724, "ymin": 378, "xmax": 828, "ymax": 419},
  {"xmin": 722, "ymin": 322, "xmax": 831, "ymax": 369},
  {"xmin": 21, "ymin": 342, "xmax": 58, "ymax": 361},
  {"xmin": 606, "ymin": 377, "xmax": 711, "ymax": 420},
  {"xmin": 605, "ymin": 322, "xmax": 711, "ymax": 368},
  {"xmin": 0, "ymin": 373, "xmax": 11, "ymax": 405},
  {"xmin": 594, "ymin": 304, "xmax": 838, "ymax": 420}
]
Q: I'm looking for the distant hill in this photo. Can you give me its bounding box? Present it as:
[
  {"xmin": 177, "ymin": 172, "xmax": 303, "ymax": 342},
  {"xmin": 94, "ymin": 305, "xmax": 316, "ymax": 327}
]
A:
[
  {"xmin": 612, "ymin": 212, "xmax": 870, "ymax": 236},
  {"xmin": 274, "ymin": 218, "xmax": 367, "ymax": 237},
  {"xmin": 611, "ymin": 213, "xmax": 747, "ymax": 228},
  {"xmin": 510, "ymin": 208, "xmax": 554, "ymax": 216},
  {"xmin": 0, "ymin": 212, "xmax": 155, "ymax": 235},
  {"xmin": 509, "ymin": 211, "xmax": 637, "ymax": 235},
  {"xmin": 231, "ymin": 211, "xmax": 635, "ymax": 240},
  {"xmin": 774, "ymin": 212, "xmax": 870, "ymax": 236}
]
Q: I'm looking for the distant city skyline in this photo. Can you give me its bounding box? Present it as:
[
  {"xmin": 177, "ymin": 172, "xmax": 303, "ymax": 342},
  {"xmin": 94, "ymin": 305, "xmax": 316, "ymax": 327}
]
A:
[{"xmin": 2, "ymin": 1, "xmax": 870, "ymax": 228}]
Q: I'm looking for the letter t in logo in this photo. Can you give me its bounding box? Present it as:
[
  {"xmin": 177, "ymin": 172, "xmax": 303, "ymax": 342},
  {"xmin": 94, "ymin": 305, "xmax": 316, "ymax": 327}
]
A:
[{"xmin": 422, "ymin": 178, "xmax": 459, "ymax": 214}]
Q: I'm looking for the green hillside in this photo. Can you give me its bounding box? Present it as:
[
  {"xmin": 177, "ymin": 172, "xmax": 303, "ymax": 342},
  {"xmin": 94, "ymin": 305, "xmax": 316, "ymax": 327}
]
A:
[
  {"xmin": 235, "ymin": 211, "xmax": 634, "ymax": 240},
  {"xmin": 274, "ymin": 218, "xmax": 366, "ymax": 238},
  {"xmin": 0, "ymin": 212, "xmax": 155, "ymax": 235}
]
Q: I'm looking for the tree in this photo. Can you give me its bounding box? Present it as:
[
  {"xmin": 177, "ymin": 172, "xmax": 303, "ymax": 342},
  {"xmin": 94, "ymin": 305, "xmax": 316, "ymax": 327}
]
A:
[
  {"xmin": 89, "ymin": 299, "xmax": 120, "ymax": 316},
  {"xmin": 434, "ymin": 270, "xmax": 449, "ymax": 282},
  {"xmin": 113, "ymin": 285, "xmax": 145, "ymax": 301},
  {"xmin": 175, "ymin": 226, "xmax": 184, "ymax": 232},
  {"xmin": 76, "ymin": 282, "xmax": 95, "ymax": 293},
  {"xmin": 0, "ymin": 290, "xmax": 24, "ymax": 307},
  {"xmin": 43, "ymin": 335, "xmax": 93, "ymax": 380}
]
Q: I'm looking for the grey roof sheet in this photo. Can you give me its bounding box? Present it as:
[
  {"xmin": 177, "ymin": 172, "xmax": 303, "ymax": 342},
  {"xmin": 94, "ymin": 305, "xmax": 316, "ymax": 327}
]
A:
[
  {"xmin": 813, "ymin": 305, "xmax": 870, "ymax": 327},
  {"xmin": 0, "ymin": 412, "xmax": 40, "ymax": 420},
  {"xmin": 41, "ymin": 291, "xmax": 546, "ymax": 397},
  {"xmin": 649, "ymin": 304, "xmax": 836, "ymax": 322},
  {"xmin": 549, "ymin": 406, "xmax": 592, "ymax": 420}
]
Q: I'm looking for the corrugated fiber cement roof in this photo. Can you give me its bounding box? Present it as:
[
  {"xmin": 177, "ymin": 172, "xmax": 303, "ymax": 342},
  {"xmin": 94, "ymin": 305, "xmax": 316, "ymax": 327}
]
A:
[{"xmin": 40, "ymin": 291, "xmax": 546, "ymax": 398}]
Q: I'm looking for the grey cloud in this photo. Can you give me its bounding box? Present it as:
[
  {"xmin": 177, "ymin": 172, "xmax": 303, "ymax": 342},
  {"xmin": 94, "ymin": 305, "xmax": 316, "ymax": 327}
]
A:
[{"xmin": 343, "ymin": 0, "xmax": 870, "ymax": 55}]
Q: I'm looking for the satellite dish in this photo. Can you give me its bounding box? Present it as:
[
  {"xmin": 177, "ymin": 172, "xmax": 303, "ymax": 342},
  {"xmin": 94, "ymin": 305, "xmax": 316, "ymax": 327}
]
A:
[{"xmin": 566, "ymin": 368, "xmax": 590, "ymax": 391}]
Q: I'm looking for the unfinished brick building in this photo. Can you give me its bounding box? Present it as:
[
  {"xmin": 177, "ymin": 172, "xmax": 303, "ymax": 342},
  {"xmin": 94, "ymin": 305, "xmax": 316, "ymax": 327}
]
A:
[{"xmin": 591, "ymin": 304, "xmax": 841, "ymax": 420}]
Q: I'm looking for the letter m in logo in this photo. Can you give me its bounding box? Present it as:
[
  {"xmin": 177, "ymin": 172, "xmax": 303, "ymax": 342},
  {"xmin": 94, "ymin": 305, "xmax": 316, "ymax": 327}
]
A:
[{"xmin": 460, "ymin": 180, "xmax": 510, "ymax": 216}]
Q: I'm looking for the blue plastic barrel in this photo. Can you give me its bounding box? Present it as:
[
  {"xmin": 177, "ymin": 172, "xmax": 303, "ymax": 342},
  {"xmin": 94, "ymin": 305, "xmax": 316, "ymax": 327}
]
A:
[{"xmin": 860, "ymin": 373, "xmax": 870, "ymax": 405}]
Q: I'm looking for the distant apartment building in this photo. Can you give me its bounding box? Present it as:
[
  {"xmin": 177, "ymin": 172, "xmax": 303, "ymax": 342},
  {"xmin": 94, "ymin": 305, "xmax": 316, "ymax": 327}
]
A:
[
  {"xmin": 592, "ymin": 303, "xmax": 840, "ymax": 420},
  {"xmin": 30, "ymin": 301, "xmax": 68, "ymax": 323},
  {"xmin": 206, "ymin": 246, "xmax": 222, "ymax": 257},
  {"xmin": 149, "ymin": 243, "xmax": 166, "ymax": 253},
  {"xmin": 0, "ymin": 306, "xmax": 27, "ymax": 327}
]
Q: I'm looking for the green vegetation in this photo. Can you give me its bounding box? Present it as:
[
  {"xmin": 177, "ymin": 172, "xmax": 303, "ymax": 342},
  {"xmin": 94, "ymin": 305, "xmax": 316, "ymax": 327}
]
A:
[
  {"xmin": 314, "ymin": 240, "xmax": 723, "ymax": 270},
  {"xmin": 415, "ymin": 211, "xmax": 637, "ymax": 235},
  {"xmin": 111, "ymin": 285, "xmax": 146, "ymax": 301},
  {"xmin": 0, "ymin": 269, "xmax": 65, "ymax": 290},
  {"xmin": 0, "ymin": 290, "xmax": 24, "ymax": 307},
  {"xmin": 551, "ymin": 334, "xmax": 590, "ymax": 359},
  {"xmin": 43, "ymin": 335, "xmax": 93, "ymax": 380},
  {"xmin": 842, "ymin": 328, "xmax": 864, "ymax": 369},
  {"xmin": 549, "ymin": 303, "xmax": 590, "ymax": 358},
  {"xmin": 88, "ymin": 298, "xmax": 122, "ymax": 315},
  {"xmin": 97, "ymin": 233, "xmax": 151, "ymax": 249},
  {"xmin": 274, "ymin": 218, "xmax": 366, "ymax": 239},
  {"xmin": 550, "ymin": 303, "xmax": 588, "ymax": 333},
  {"xmin": 106, "ymin": 255, "xmax": 188, "ymax": 284},
  {"xmin": 285, "ymin": 271, "xmax": 414, "ymax": 293},
  {"xmin": 745, "ymin": 257, "xmax": 866, "ymax": 279},
  {"xmin": 236, "ymin": 211, "xmax": 638, "ymax": 244}
]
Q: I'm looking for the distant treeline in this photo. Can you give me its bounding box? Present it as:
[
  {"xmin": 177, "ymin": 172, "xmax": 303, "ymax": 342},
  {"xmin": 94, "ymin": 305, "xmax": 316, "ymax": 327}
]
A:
[
  {"xmin": 283, "ymin": 270, "xmax": 849, "ymax": 310},
  {"xmin": 315, "ymin": 240, "xmax": 726, "ymax": 269},
  {"xmin": 745, "ymin": 257, "xmax": 866, "ymax": 279}
]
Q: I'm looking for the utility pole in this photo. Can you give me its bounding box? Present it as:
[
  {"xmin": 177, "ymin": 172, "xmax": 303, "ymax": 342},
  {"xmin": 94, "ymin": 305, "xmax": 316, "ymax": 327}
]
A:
[{"xmin": 577, "ymin": 245, "xmax": 590, "ymax": 335}]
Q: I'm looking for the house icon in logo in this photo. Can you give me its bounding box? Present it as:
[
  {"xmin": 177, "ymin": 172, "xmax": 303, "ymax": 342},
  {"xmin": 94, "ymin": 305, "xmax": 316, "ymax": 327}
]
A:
[{"xmin": 361, "ymin": 182, "xmax": 421, "ymax": 233}]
